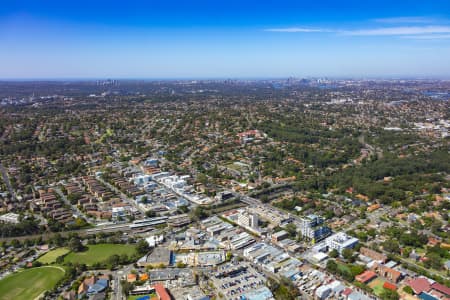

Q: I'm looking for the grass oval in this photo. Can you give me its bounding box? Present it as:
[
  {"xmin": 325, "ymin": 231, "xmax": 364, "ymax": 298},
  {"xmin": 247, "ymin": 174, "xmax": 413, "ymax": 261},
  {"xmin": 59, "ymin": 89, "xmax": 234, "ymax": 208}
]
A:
[{"xmin": 0, "ymin": 266, "xmax": 65, "ymax": 300}]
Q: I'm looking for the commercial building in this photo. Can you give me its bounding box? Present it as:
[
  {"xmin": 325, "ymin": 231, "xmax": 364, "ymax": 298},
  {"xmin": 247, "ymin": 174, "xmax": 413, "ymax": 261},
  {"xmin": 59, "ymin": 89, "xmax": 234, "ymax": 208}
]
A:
[
  {"xmin": 222, "ymin": 209, "xmax": 261, "ymax": 235},
  {"xmin": 299, "ymin": 214, "xmax": 331, "ymax": 242},
  {"xmin": 271, "ymin": 230, "xmax": 289, "ymax": 243},
  {"xmin": 111, "ymin": 206, "xmax": 131, "ymax": 221},
  {"xmin": 238, "ymin": 211, "xmax": 258, "ymax": 230},
  {"xmin": 325, "ymin": 232, "xmax": 359, "ymax": 253}
]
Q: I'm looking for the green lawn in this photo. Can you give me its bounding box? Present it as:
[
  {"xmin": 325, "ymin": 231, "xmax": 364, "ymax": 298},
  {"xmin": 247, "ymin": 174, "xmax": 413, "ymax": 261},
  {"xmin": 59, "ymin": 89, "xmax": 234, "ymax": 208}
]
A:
[
  {"xmin": 0, "ymin": 266, "xmax": 65, "ymax": 300},
  {"xmin": 337, "ymin": 262, "xmax": 351, "ymax": 273},
  {"xmin": 64, "ymin": 243, "xmax": 136, "ymax": 266},
  {"xmin": 368, "ymin": 278, "xmax": 386, "ymax": 296},
  {"xmin": 37, "ymin": 248, "xmax": 70, "ymax": 264}
]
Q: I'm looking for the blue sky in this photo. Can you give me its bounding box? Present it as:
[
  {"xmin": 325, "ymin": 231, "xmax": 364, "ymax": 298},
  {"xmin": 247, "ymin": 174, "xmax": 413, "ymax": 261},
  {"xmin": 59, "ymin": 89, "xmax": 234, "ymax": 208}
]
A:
[{"xmin": 1, "ymin": 0, "xmax": 450, "ymax": 79}]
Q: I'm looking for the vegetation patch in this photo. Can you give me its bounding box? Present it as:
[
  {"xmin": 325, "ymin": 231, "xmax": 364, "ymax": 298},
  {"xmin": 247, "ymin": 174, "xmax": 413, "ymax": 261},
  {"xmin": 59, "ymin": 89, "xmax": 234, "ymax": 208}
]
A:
[
  {"xmin": 0, "ymin": 266, "xmax": 65, "ymax": 300},
  {"xmin": 37, "ymin": 247, "xmax": 70, "ymax": 264},
  {"xmin": 368, "ymin": 278, "xmax": 386, "ymax": 296},
  {"xmin": 64, "ymin": 243, "xmax": 136, "ymax": 266}
]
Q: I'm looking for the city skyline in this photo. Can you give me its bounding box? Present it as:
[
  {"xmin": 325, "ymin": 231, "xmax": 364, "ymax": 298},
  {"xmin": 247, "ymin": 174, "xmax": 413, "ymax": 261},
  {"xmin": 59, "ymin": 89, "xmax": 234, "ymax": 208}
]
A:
[{"xmin": 1, "ymin": 0, "xmax": 450, "ymax": 79}]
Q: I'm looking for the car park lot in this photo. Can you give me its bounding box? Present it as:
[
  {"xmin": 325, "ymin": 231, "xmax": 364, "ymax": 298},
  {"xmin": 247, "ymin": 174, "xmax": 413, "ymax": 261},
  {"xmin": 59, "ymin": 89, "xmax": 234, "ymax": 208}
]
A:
[{"xmin": 211, "ymin": 261, "xmax": 267, "ymax": 300}]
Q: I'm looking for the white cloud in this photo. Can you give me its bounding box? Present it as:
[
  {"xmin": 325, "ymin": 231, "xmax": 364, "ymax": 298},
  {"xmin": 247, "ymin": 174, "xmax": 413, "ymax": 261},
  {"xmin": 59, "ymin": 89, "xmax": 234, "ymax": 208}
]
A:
[
  {"xmin": 401, "ymin": 34, "xmax": 450, "ymax": 40},
  {"xmin": 264, "ymin": 24, "xmax": 450, "ymax": 39},
  {"xmin": 343, "ymin": 26, "xmax": 450, "ymax": 36},
  {"xmin": 373, "ymin": 17, "xmax": 436, "ymax": 24}
]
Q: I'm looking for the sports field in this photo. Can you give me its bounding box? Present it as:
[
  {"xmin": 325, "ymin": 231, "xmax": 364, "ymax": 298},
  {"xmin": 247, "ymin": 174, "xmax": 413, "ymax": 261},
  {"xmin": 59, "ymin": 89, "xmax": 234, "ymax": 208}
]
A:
[
  {"xmin": 37, "ymin": 248, "xmax": 70, "ymax": 264},
  {"xmin": 0, "ymin": 266, "xmax": 65, "ymax": 300},
  {"xmin": 64, "ymin": 243, "xmax": 136, "ymax": 265}
]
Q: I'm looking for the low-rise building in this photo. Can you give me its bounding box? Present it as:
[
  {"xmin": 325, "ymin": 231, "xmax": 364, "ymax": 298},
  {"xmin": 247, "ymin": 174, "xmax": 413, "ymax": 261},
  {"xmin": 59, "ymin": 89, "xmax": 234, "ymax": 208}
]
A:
[
  {"xmin": 0, "ymin": 212, "xmax": 20, "ymax": 224},
  {"xmin": 271, "ymin": 230, "xmax": 289, "ymax": 243},
  {"xmin": 325, "ymin": 232, "xmax": 359, "ymax": 253}
]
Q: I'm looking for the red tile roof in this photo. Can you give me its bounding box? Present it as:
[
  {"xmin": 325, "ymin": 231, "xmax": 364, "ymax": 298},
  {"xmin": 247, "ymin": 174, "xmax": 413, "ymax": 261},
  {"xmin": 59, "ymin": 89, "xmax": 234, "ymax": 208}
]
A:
[
  {"xmin": 383, "ymin": 282, "xmax": 397, "ymax": 291},
  {"xmin": 431, "ymin": 283, "xmax": 450, "ymax": 296},
  {"xmin": 127, "ymin": 273, "xmax": 137, "ymax": 282},
  {"xmin": 371, "ymin": 263, "xmax": 402, "ymax": 283},
  {"xmin": 355, "ymin": 270, "xmax": 377, "ymax": 283},
  {"xmin": 154, "ymin": 283, "xmax": 171, "ymax": 300},
  {"xmin": 342, "ymin": 288, "xmax": 353, "ymax": 296},
  {"xmin": 407, "ymin": 277, "xmax": 431, "ymax": 295}
]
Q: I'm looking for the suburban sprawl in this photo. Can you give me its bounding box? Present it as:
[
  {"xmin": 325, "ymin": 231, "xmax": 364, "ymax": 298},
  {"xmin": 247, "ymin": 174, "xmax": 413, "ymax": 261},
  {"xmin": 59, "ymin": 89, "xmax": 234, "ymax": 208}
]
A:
[{"xmin": 0, "ymin": 79, "xmax": 448, "ymax": 300}]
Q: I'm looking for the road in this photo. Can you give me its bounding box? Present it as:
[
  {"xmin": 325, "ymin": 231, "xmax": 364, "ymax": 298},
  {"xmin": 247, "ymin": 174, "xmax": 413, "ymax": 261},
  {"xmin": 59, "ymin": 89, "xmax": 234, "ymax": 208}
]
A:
[
  {"xmin": 96, "ymin": 175, "xmax": 146, "ymax": 215},
  {"xmin": 113, "ymin": 265, "xmax": 134, "ymax": 300},
  {"xmin": 0, "ymin": 162, "xmax": 15, "ymax": 201},
  {"xmin": 358, "ymin": 135, "xmax": 383, "ymax": 160},
  {"xmin": 53, "ymin": 187, "xmax": 91, "ymax": 222}
]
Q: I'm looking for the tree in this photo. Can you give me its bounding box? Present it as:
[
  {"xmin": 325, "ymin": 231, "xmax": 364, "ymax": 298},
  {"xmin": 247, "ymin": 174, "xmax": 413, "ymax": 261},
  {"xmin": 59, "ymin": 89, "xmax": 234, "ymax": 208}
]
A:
[
  {"xmin": 260, "ymin": 195, "xmax": 270, "ymax": 203},
  {"xmin": 136, "ymin": 240, "xmax": 150, "ymax": 256},
  {"xmin": 145, "ymin": 210, "xmax": 156, "ymax": 218},
  {"xmin": 197, "ymin": 173, "xmax": 208, "ymax": 185},
  {"xmin": 56, "ymin": 255, "xmax": 65, "ymax": 264},
  {"xmin": 402, "ymin": 247, "xmax": 412, "ymax": 258},
  {"xmin": 68, "ymin": 238, "xmax": 84, "ymax": 252},
  {"xmin": 403, "ymin": 286, "xmax": 414, "ymax": 295},
  {"xmin": 226, "ymin": 251, "xmax": 233, "ymax": 261},
  {"xmin": 349, "ymin": 265, "xmax": 365, "ymax": 277},
  {"xmin": 270, "ymin": 277, "xmax": 300, "ymax": 300},
  {"xmin": 32, "ymin": 261, "xmax": 42, "ymax": 268},
  {"xmin": 10, "ymin": 239, "xmax": 21, "ymax": 248},
  {"xmin": 121, "ymin": 280, "xmax": 134, "ymax": 296},
  {"xmin": 285, "ymin": 223, "xmax": 297, "ymax": 238},
  {"xmin": 342, "ymin": 248, "xmax": 354, "ymax": 260},
  {"xmin": 329, "ymin": 249, "xmax": 339, "ymax": 258},
  {"xmin": 191, "ymin": 207, "xmax": 209, "ymax": 220},
  {"xmin": 382, "ymin": 239, "xmax": 400, "ymax": 254},
  {"xmin": 115, "ymin": 254, "xmax": 126, "ymax": 265},
  {"xmin": 51, "ymin": 233, "xmax": 65, "ymax": 247},
  {"xmin": 424, "ymin": 252, "xmax": 443, "ymax": 270},
  {"xmin": 326, "ymin": 260, "xmax": 338, "ymax": 273},
  {"xmin": 107, "ymin": 254, "xmax": 121, "ymax": 269},
  {"xmin": 381, "ymin": 288, "xmax": 400, "ymax": 300},
  {"xmin": 178, "ymin": 205, "xmax": 189, "ymax": 213}
]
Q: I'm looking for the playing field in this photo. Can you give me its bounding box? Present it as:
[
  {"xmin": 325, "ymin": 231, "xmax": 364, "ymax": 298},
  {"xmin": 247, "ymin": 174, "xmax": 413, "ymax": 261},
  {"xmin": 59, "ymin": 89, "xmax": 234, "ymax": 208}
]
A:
[
  {"xmin": 37, "ymin": 248, "xmax": 70, "ymax": 264},
  {"xmin": 64, "ymin": 243, "xmax": 136, "ymax": 265},
  {"xmin": 0, "ymin": 266, "xmax": 65, "ymax": 300}
]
